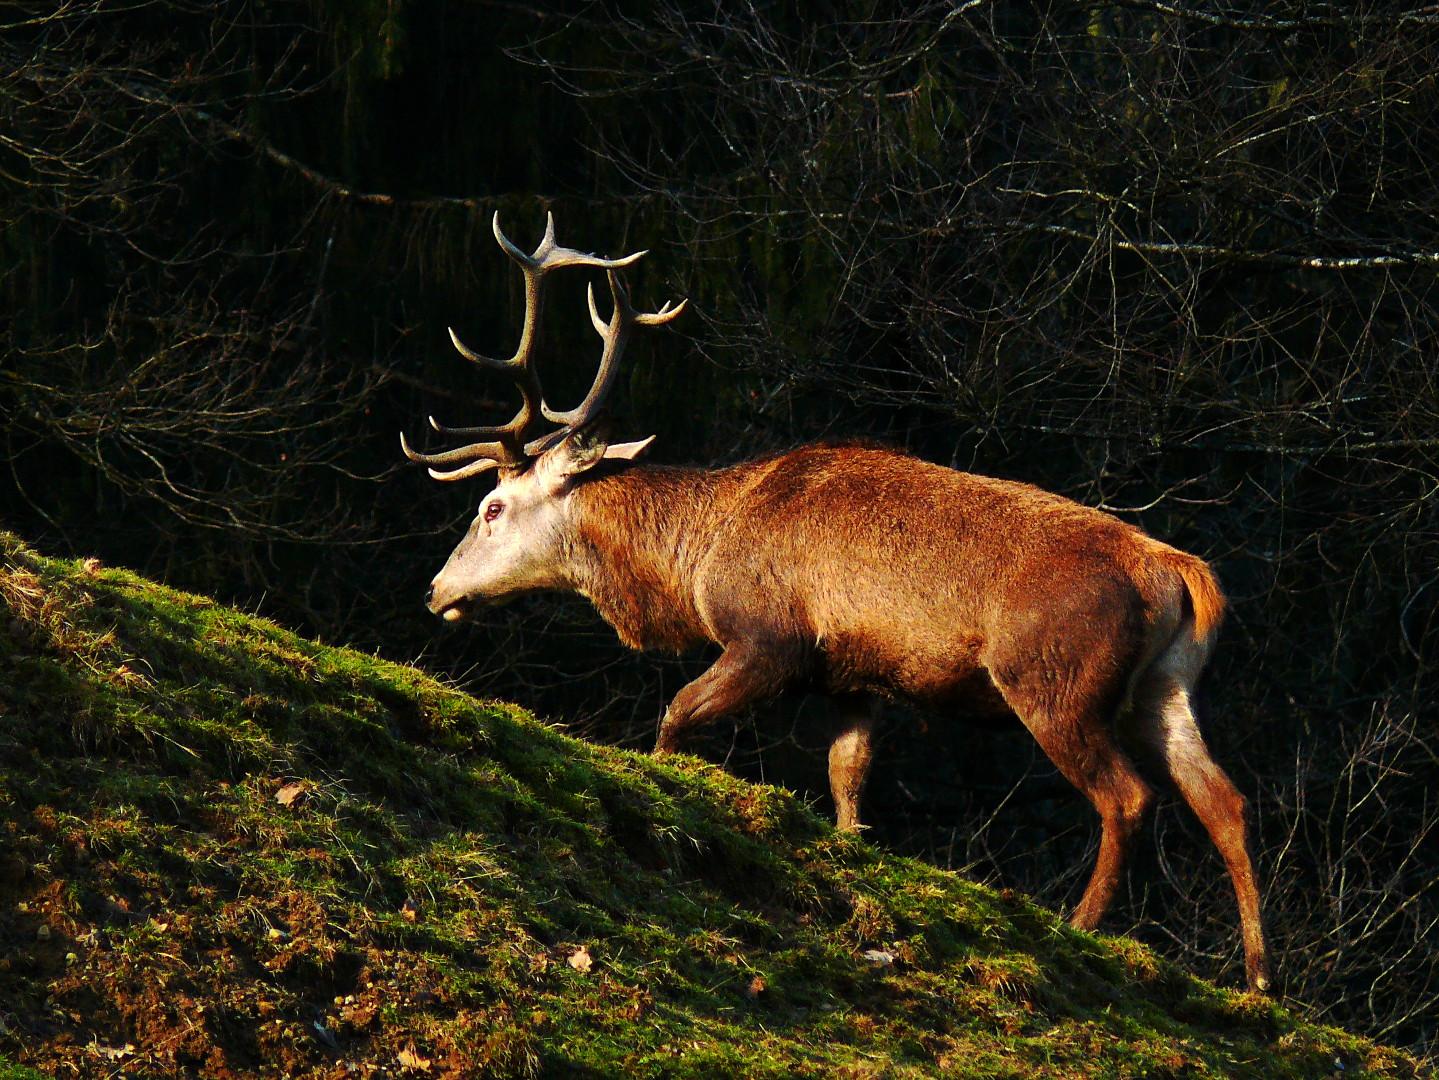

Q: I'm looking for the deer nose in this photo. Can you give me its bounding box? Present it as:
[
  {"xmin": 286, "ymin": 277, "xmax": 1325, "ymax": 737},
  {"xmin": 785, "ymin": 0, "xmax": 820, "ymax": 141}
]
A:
[{"xmin": 424, "ymin": 585, "xmax": 435, "ymax": 608}]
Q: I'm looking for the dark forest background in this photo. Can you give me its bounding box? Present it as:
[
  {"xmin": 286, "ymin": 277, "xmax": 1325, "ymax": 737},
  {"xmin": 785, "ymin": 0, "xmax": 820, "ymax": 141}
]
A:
[{"xmin": 3, "ymin": 0, "xmax": 1436, "ymax": 1057}]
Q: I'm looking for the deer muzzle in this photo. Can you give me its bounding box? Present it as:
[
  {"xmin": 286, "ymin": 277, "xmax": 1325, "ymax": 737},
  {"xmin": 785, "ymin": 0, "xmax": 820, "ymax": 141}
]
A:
[{"xmin": 426, "ymin": 581, "xmax": 472, "ymax": 622}]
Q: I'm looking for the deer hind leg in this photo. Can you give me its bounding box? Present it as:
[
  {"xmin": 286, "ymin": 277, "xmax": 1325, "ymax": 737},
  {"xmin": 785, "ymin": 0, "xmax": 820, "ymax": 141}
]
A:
[
  {"xmin": 1054, "ymin": 730, "xmax": 1154, "ymax": 933},
  {"xmin": 994, "ymin": 668, "xmax": 1155, "ymax": 933},
  {"xmin": 828, "ymin": 695, "xmax": 878, "ymax": 831},
  {"xmin": 1128, "ymin": 667, "xmax": 1272, "ymax": 992},
  {"xmin": 654, "ymin": 640, "xmax": 797, "ymax": 755}
]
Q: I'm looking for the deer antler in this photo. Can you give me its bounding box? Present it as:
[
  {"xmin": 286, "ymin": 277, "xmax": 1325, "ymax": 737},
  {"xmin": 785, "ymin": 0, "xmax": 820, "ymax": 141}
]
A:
[
  {"xmin": 400, "ymin": 212, "xmax": 664, "ymax": 480},
  {"xmin": 530, "ymin": 270, "xmax": 687, "ymax": 447}
]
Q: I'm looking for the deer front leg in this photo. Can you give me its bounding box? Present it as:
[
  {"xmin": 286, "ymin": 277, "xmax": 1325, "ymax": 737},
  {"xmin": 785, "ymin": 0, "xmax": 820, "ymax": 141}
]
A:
[{"xmin": 654, "ymin": 641, "xmax": 796, "ymax": 755}]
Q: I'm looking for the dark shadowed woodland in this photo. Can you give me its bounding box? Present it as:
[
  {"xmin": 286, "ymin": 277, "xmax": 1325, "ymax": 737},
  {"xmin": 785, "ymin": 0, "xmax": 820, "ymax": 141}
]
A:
[{"xmin": 3, "ymin": 0, "xmax": 1436, "ymax": 1061}]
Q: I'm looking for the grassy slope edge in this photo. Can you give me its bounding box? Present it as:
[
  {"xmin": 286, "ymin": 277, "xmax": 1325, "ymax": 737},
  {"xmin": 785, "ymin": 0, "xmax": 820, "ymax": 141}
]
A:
[{"xmin": 0, "ymin": 532, "xmax": 1425, "ymax": 1079}]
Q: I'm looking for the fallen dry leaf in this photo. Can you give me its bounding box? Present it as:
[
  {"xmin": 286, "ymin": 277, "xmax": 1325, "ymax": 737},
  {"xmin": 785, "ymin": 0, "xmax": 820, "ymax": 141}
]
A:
[
  {"xmin": 744, "ymin": 975, "xmax": 766, "ymax": 999},
  {"xmin": 400, "ymin": 898, "xmax": 419, "ymax": 922},
  {"xmin": 861, "ymin": 949, "xmax": 896, "ymax": 966},
  {"xmin": 397, "ymin": 1046, "xmax": 432, "ymax": 1071},
  {"xmin": 567, "ymin": 945, "xmax": 593, "ymax": 973},
  {"xmin": 275, "ymin": 782, "xmax": 306, "ymax": 807},
  {"xmin": 89, "ymin": 1042, "xmax": 136, "ymax": 1061}
]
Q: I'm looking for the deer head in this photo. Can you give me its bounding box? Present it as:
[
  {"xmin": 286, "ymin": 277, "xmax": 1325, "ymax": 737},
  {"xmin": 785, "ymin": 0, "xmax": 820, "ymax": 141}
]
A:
[{"xmin": 401, "ymin": 213, "xmax": 685, "ymax": 620}]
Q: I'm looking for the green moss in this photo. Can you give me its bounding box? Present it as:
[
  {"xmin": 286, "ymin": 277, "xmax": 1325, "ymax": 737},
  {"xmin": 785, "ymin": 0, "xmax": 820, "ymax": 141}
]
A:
[
  {"xmin": 0, "ymin": 1057, "xmax": 48, "ymax": 1080},
  {"xmin": 0, "ymin": 531, "xmax": 1428, "ymax": 1078}
]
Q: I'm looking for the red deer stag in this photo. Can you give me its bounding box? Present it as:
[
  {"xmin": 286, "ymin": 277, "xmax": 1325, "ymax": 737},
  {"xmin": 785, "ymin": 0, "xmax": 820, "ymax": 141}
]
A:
[{"xmin": 402, "ymin": 214, "xmax": 1272, "ymax": 992}]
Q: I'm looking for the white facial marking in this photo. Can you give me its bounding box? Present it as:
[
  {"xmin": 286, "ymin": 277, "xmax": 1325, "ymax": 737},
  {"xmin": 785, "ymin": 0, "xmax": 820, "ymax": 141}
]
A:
[{"xmin": 427, "ymin": 466, "xmax": 570, "ymax": 613}]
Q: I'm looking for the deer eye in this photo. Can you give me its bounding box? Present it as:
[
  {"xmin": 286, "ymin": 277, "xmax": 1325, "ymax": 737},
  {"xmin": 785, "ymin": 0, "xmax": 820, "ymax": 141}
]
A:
[{"xmin": 484, "ymin": 501, "xmax": 504, "ymax": 522}]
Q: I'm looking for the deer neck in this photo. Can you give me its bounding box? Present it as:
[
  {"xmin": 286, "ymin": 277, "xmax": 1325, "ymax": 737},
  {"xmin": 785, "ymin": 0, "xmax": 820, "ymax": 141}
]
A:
[{"xmin": 564, "ymin": 464, "xmax": 724, "ymax": 652}]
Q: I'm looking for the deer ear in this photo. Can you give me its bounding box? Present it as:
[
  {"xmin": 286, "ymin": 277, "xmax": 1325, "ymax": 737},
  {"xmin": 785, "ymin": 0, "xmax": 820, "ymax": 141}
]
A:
[
  {"xmin": 539, "ymin": 426, "xmax": 655, "ymax": 493},
  {"xmin": 603, "ymin": 435, "xmax": 655, "ymax": 462},
  {"xmin": 538, "ymin": 425, "xmax": 610, "ymax": 493}
]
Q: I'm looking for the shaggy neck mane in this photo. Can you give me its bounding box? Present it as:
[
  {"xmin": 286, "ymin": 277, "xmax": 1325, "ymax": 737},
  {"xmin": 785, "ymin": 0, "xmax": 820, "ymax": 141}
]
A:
[{"xmin": 565, "ymin": 464, "xmax": 732, "ymax": 652}]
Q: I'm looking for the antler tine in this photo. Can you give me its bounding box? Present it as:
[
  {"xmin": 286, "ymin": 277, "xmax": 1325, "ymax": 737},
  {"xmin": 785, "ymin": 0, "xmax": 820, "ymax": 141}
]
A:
[
  {"xmin": 399, "ymin": 430, "xmax": 506, "ymax": 482},
  {"xmin": 424, "ymin": 457, "xmax": 507, "ymax": 483},
  {"xmin": 541, "ymin": 270, "xmax": 689, "ymax": 430},
  {"xmin": 395, "ymin": 324, "xmax": 539, "ymax": 479},
  {"xmin": 491, "ymin": 211, "xmax": 647, "ymax": 275},
  {"xmin": 424, "ymin": 326, "xmax": 544, "ymax": 444}
]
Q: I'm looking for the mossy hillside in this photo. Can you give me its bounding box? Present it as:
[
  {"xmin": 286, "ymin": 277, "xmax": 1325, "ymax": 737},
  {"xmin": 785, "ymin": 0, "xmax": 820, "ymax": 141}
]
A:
[
  {"xmin": 0, "ymin": 1056, "xmax": 45, "ymax": 1080},
  {"xmin": 0, "ymin": 533, "xmax": 1424, "ymax": 1078}
]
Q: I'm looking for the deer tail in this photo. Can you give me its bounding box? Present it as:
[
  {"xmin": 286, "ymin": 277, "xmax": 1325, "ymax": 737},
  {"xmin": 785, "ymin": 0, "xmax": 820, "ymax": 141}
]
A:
[{"xmin": 1157, "ymin": 548, "xmax": 1226, "ymax": 650}]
